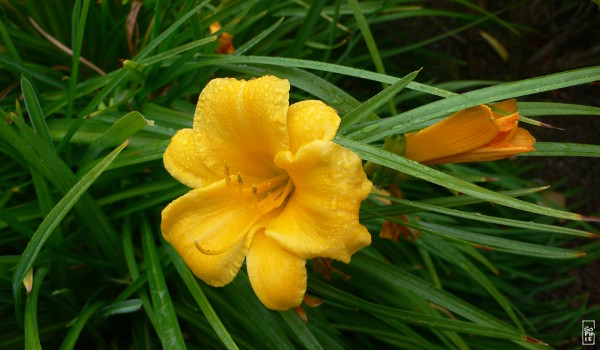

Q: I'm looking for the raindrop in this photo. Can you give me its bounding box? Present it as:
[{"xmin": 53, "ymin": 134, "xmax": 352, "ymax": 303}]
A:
[{"xmin": 330, "ymin": 195, "xmax": 337, "ymax": 210}]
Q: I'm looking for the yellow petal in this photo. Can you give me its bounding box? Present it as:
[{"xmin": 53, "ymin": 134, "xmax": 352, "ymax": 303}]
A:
[
  {"xmin": 161, "ymin": 180, "xmax": 262, "ymax": 286},
  {"xmin": 404, "ymin": 105, "xmax": 499, "ymax": 164},
  {"xmin": 194, "ymin": 76, "xmax": 290, "ymax": 185},
  {"xmin": 267, "ymin": 140, "xmax": 372, "ymax": 262},
  {"xmin": 489, "ymin": 114, "xmax": 519, "ymax": 144},
  {"xmin": 247, "ymin": 230, "xmax": 307, "ymax": 310},
  {"xmin": 163, "ymin": 128, "xmax": 221, "ymax": 188},
  {"xmin": 287, "ymin": 100, "xmax": 340, "ymax": 153},
  {"xmin": 431, "ymin": 127, "xmax": 536, "ymax": 163},
  {"xmin": 491, "ymin": 99, "xmax": 517, "ymax": 115}
]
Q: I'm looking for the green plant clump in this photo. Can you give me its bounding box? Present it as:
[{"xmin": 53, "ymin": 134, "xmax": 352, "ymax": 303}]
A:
[{"xmin": 1, "ymin": 1, "xmax": 599, "ymax": 349}]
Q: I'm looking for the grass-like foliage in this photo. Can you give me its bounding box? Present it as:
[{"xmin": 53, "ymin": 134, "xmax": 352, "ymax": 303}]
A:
[{"xmin": 1, "ymin": 1, "xmax": 599, "ymax": 349}]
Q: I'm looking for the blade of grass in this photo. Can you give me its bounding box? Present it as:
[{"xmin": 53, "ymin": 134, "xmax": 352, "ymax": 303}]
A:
[
  {"xmin": 338, "ymin": 138, "xmax": 594, "ymax": 221},
  {"xmin": 417, "ymin": 222, "xmax": 585, "ymax": 259},
  {"xmin": 280, "ymin": 310, "xmax": 324, "ymax": 350},
  {"xmin": 288, "ymin": 0, "xmax": 327, "ymax": 57},
  {"xmin": 346, "ymin": 0, "xmax": 395, "ymax": 114},
  {"xmin": 140, "ymin": 36, "xmax": 217, "ymax": 65},
  {"xmin": 0, "ymin": 54, "xmax": 66, "ymax": 89},
  {"xmin": 21, "ymin": 76, "xmax": 53, "ymax": 147},
  {"xmin": 67, "ymin": 0, "xmax": 92, "ymax": 124},
  {"xmin": 418, "ymin": 234, "xmax": 523, "ymax": 330},
  {"xmin": 309, "ymin": 278, "xmax": 532, "ymax": 342},
  {"xmin": 59, "ymin": 301, "xmax": 105, "ymax": 350},
  {"xmin": 141, "ymin": 218, "xmax": 186, "ymax": 350},
  {"xmin": 188, "ymin": 54, "xmax": 455, "ymax": 98},
  {"xmin": 522, "ymin": 142, "xmax": 600, "ymax": 157},
  {"xmin": 79, "ymin": 111, "xmax": 151, "ymax": 166},
  {"xmin": 99, "ymin": 299, "xmax": 143, "ymax": 317},
  {"xmin": 165, "ymin": 243, "xmax": 239, "ymax": 350},
  {"xmin": 12, "ymin": 141, "xmax": 128, "ymax": 300},
  {"xmin": 0, "ymin": 19, "xmax": 22, "ymax": 62},
  {"xmin": 339, "ymin": 69, "xmax": 420, "ymax": 133},
  {"xmin": 518, "ymin": 102, "xmax": 600, "ymax": 116},
  {"xmin": 24, "ymin": 267, "xmax": 49, "ymax": 350},
  {"xmin": 349, "ymin": 65, "xmax": 600, "ymax": 142},
  {"xmin": 372, "ymin": 195, "xmax": 597, "ymax": 238}
]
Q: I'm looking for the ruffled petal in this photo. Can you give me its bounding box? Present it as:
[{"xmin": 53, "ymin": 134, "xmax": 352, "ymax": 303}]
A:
[
  {"xmin": 287, "ymin": 100, "xmax": 340, "ymax": 153},
  {"xmin": 163, "ymin": 128, "xmax": 221, "ymax": 188},
  {"xmin": 161, "ymin": 180, "xmax": 263, "ymax": 285},
  {"xmin": 404, "ymin": 105, "xmax": 499, "ymax": 164},
  {"xmin": 246, "ymin": 230, "xmax": 307, "ymax": 310},
  {"xmin": 266, "ymin": 140, "xmax": 372, "ymax": 262},
  {"xmin": 194, "ymin": 76, "xmax": 290, "ymax": 185}
]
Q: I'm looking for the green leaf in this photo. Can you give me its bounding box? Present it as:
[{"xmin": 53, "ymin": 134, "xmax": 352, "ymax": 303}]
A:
[
  {"xmin": 417, "ymin": 222, "xmax": 585, "ymax": 259},
  {"xmin": 524, "ymin": 142, "xmax": 600, "ymax": 157},
  {"xmin": 338, "ymin": 138, "xmax": 588, "ymax": 221},
  {"xmin": 349, "ymin": 252, "xmax": 549, "ymax": 350},
  {"xmin": 346, "ymin": 0, "xmax": 387, "ymax": 77},
  {"xmin": 288, "ymin": 0, "xmax": 327, "ymax": 57},
  {"xmin": 141, "ymin": 218, "xmax": 186, "ymax": 350},
  {"xmin": 189, "ymin": 54, "xmax": 455, "ymax": 98},
  {"xmin": 59, "ymin": 301, "xmax": 105, "ymax": 350},
  {"xmin": 140, "ymin": 36, "xmax": 217, "ymax": 65},
  {"xmin": 25, "ymin": 267, "xmax": 49, "ymax": 350},
  {"xmin": 99, "ymin": 299, "xmax": 143, "ymax": 317},
  {"xmin": 21, "ymin": 76, "xmax": 53, "ymax": 147},
  {"xmin": 123, "ymin": 60, "xmax": 152, "ymax": 83},
  {"xmin": 309, "ymin": 278, "xmax": 532, "ymax": 342},
  {"xmin": 135, "ymin": 1, "xmax": 210, "ymax": 61},
  {"xmin": 0, "ymin": 54, "xmax": 65, "ymax": 89},
  {"xmin": 280, "ymin": 310, "xmax": 324, "ymax": 350},
  {"xmin": 339, "ymin": 69, "xmax": 419, "ymax": 133},
  {"xmin": 349, "ymin": 65, "xmax": 600, "ymax": 142},
  {"xmin": 79, "ymin": 111, "xmax": 152, "ymax": 166},
  {"xmin": 518, "ymin": 102, "xmax": 600, "ymax": 116},
  {"xmin": 371, "ymin": 195, "xmax": 596, "ymax": 238},
  {"xmin": 165, "ymin": 243, "xmax": 239, "ymax": 350},
  {"xmin": 12, "ymin": 141, "xmax": 128, "ymax": 299}
]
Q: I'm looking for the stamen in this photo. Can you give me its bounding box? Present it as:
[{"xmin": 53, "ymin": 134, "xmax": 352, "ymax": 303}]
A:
[
  {"xmin": 224, "ymin": 161, "xmax": 231, "ymax": 185},
  {"xmin": 237, "ymin": 172, "xmax": 243, "ymax": 196},
  {"xmin": 267, "ymin": 183, "xmax": 272, "ymax": 197},
  {"xmin": 252, "ymin": 184, "xmax": 258, "ymax": 206}
]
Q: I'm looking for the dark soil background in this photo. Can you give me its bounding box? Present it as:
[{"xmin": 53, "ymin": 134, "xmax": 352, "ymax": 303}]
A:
[{"xmin": 380, "ymin": 1, "xmax": 600, "ymax": 345}]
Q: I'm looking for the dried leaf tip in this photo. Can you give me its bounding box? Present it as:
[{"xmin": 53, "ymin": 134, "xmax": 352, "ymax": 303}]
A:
[{"xmin": 525, "ymin": 335, "xmax": 548, "ymax": 345}]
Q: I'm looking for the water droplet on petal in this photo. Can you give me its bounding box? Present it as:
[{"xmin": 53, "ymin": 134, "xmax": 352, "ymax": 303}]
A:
[{"xmin": 330, "ymin": 195, "xmax": 337, "ymax": 210}]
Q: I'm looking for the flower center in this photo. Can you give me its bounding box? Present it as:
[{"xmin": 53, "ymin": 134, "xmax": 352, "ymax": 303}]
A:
[{"xmin": 224, "ymin": 161, "xmax": 293, "ymax": 215}]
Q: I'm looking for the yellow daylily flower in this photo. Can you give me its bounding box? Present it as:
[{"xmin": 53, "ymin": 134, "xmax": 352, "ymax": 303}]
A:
[
  {"xmin": 161, "ymin": 76, "xmax": 372, "ymax": 310},
  {"xmin": 404, "ymin": 99, "xmax": 535, "ymax": 165}
]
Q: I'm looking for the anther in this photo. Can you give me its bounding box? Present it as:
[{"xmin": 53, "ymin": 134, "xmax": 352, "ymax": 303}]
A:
[
  {"xmin": 224, "ymin": 161, "xmax": 231, "ymax": 185},
  {"xmin": 237, "ymin": 172, "xmax": 243, "ymax": 196},
  {"xmin": 252, "ymin": 184, "xmax": 258, "ymax": 206},
  {"xmin": 267, "ymin": 183, "xmax": 272, "ymax": 197}
]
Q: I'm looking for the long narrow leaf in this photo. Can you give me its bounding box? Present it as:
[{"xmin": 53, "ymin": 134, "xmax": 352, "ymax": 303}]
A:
[
  {"xmin": 12, "ymin": 141, "xmax": 128, "ymax": 297},
  {"xmin": 25, "ymin": 267, "xmax": 49, "ymax": 350},
  {"xmin": 21, "ymin": 76, "xmax": 53, "ymax": 147},
  {"xmin": 141, "ymin": 219, "xmax": 186, "ymax": 350},
  {"xmin": 350, "ymin": 66, "xmax": 600, "ymax": 142},
  {"xmin": 339, "ymin": 70, "xmax": 419, "ymax": 133},
  {"xmin": 165, "ymin": 243, "xmax": 239, "ymax": 350},
  {"xmin": 338, "ymin": 138, "xmax": 593, "ymax": 221}
]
